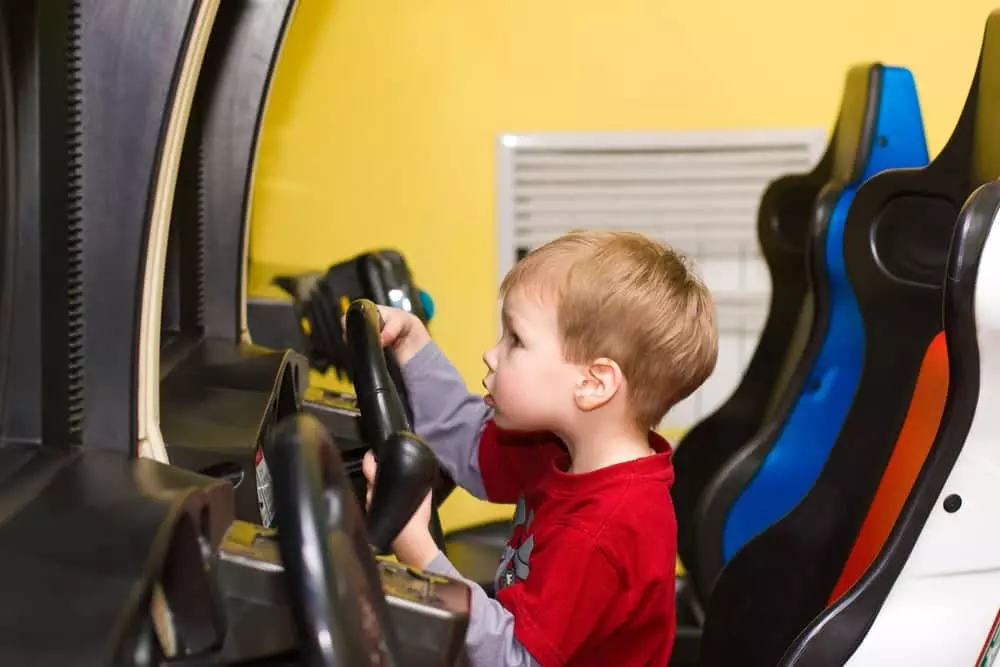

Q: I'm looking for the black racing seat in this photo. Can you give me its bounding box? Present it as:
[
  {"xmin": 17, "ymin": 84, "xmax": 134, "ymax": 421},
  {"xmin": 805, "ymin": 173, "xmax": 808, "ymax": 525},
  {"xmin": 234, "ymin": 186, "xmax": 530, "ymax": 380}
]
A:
[
  {"xmin": 672, "ymin": 63, "xmax": 929, "ymax": 665},
  {"xmin": 698, "ymin": 12, "xmax": 1000, "ymax": 666},
  {"xmin": 672, "ymin": 136, "xmax": 834, "ymax": 583},
  {"xmin": 781, "ymin": 178, "xmax": 1000, "ymax": 666},
  {"xmin": 690, "ymin": 63, "xmax": 928, "ymax": 599},
  {"xmin": 683, "ymin": 63, "xmax": 894, "ymax": 600}
]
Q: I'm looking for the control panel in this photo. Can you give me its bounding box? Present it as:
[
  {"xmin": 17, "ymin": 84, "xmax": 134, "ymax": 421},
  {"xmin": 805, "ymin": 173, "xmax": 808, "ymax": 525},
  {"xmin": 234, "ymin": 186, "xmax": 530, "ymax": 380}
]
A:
[{"xmin": 215, "ymin": 521, "xmax": 470, "ymax": 667}]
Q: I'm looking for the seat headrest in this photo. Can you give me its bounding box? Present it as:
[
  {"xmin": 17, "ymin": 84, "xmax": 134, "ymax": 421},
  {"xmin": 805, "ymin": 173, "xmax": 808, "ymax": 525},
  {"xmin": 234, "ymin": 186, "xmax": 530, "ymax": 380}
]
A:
[
  {"xmin": 973, "ymin": 12, "xmax": 1000, "ymax": 187},
  {"xmin": 831, "ymin": 64, "xmax": 882, "ymax": 184},
  {"xmin": 929, "ymin": 11, "xmax": 1000, "ymax": 187}
]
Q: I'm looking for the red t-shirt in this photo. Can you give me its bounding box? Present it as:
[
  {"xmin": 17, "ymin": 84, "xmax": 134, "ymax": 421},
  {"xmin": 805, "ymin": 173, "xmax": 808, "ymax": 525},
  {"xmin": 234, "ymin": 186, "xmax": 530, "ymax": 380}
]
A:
[{"xmin": 478, "ymin": 420, "xmax": 678, "ymax": 667}]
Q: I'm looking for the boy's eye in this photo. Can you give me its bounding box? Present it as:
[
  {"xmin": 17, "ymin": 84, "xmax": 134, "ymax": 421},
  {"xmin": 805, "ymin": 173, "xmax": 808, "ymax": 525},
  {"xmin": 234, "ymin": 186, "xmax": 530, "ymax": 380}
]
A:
[{"xmin": 508, "ymin": 332, "xmax": 522, "ymax": 347}]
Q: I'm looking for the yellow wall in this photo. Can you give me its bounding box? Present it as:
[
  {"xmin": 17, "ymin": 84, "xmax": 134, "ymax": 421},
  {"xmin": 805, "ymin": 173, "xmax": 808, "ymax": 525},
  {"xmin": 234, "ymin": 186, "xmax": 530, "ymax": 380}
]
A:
[{"xmin": 249, "ymin": 0, "xmax": 1000, "ymax": 531}]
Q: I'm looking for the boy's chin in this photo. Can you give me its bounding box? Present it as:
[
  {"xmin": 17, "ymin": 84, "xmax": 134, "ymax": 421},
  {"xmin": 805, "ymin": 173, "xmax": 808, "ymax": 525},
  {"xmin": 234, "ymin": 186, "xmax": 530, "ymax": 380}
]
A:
[
  {"xmin": 491, "ymin": 409, "xmax": 521, "ymax": 431},
  {"xmin": 492, "ymin": 411, "xmax": 513, "ymax": 429},
  {"xmin": 492, "ymin": 409, "xmax": 546, "ymax": 434}
]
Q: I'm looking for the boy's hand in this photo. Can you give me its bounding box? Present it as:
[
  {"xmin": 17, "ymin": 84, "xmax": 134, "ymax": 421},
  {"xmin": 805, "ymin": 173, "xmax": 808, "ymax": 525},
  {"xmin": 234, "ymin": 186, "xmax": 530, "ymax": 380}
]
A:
[
  {"xmin": 342, "ymin": 305, "xmax": 430, "ymax": 367},
  {"xmin": 361, "ymin": 449, "xmax": 439, "ymax": 569},
  {"xmin": 375, "ymin": 305, "xmax": 431, "ymax": 366}
]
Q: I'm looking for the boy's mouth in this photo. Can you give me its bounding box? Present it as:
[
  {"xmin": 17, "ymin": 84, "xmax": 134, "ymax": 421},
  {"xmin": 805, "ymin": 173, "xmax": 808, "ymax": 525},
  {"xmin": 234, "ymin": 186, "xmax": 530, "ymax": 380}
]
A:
[{"xmin": 482, "ymin": 380, "xmax": 496, "ymax": 407}]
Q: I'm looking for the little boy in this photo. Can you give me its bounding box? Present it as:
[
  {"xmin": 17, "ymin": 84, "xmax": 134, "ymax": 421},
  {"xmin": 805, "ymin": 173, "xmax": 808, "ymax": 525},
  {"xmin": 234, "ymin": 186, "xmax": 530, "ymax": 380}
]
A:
[{"xmin": 363, "ymin": 230, "xmax": 718, "ymax": 666}]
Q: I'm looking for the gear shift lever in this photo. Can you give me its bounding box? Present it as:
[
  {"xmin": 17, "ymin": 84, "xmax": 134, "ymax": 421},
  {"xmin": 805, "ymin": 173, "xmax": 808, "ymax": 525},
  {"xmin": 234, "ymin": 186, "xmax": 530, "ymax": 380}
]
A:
[{"xmin": 345, "ymin": 299, "xmax": 438, "ymax": 553}]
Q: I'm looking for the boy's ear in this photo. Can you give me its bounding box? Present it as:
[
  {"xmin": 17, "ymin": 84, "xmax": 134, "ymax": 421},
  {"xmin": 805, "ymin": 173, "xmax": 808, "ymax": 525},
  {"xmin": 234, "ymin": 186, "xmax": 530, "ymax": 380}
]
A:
[{"xmin": 574, "ymin": 358, "xmax": 624, "ymax": 412}]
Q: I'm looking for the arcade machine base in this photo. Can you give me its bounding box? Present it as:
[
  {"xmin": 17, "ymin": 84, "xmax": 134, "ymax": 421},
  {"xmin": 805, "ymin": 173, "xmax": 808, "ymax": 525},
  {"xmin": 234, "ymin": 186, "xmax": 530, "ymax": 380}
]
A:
[{"xmin": 216, "ymin": 521, "xmax": 470, "ymax": 667}]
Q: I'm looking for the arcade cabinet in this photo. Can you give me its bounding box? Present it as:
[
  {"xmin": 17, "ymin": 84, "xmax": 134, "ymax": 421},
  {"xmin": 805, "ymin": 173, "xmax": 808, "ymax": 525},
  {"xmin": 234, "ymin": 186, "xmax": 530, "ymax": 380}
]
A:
[
  {"xmin": 0, "ymin": 2, "xmax": 237, "ymax": 663},
  {"xmin": 153, "ymin": 0, "xmax": 459, "ymax": 560}
]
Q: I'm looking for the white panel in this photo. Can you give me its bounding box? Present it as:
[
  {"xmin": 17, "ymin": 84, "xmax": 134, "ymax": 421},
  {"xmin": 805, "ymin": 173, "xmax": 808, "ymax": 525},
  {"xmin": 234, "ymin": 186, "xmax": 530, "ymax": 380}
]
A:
[{"xmin": 497, "ymin": 129, "xmax": 827, "ymax": 431}]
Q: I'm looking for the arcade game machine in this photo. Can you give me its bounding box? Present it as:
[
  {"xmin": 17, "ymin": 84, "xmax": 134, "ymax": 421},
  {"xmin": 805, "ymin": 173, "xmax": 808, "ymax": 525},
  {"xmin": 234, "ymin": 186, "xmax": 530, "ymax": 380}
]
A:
[
  {"xmin": 265, "ymin": 255, "xmax": 458, "ymax": 546},
  {"xmin": 0, "ymin": 1, "xmax": 473, "ymax": 664},
  {"xmin": 206, "ymin": 300, "xmax": 473, "ymax": 666},
  {"xmin": 155, "ymin": 0, "xmax": 459, "ymax": 555},
  {"xmin": 157, "ymin": 0, "xmax": 312, "ymax": 526},
  {"xmin": 0, "ymin": 1, "xmax": 236, "ymax": 663}
]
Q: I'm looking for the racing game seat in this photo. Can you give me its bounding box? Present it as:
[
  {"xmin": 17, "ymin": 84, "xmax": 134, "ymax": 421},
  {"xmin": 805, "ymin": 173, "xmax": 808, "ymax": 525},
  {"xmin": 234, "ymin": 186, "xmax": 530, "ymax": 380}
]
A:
[
  {"xmin": 784, "ymin": 81, "xmax": 1000, "ymax": 667},
  {"xmin": 672, "ymin": 108, "xmax": 835, "ymax": 586},
  {"xmin": 691, "ymin": 63, "xmax": 929, "ymax": 597},
  {"xmin": 794, "ymin": 182, "xmax": 1000, "ymax": 667},
  {"xmin": 697, "ymin": 12, "xmax": 1000, "ymax": 666}
]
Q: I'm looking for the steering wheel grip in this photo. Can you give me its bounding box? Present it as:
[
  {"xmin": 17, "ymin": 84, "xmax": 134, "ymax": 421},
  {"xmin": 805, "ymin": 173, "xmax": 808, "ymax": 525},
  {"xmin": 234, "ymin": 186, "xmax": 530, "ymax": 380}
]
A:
[
  {"xmin": 264, "ymin": 413, "xmax": 400, "ymax": 667},
  {"xmin": 366, "ymin": 430, "xmax": 439, "ymax": 553},
  {"xmin": 345, "ymin": 299, "xmax": 412, "ymax": 449},
  {"xmin": 345, "ymin": 298, "xmax": 444, "ymax": 553}
]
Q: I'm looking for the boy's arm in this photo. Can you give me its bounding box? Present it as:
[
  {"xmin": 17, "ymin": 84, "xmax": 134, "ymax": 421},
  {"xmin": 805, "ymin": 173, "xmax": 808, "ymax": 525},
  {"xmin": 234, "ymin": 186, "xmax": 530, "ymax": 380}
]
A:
[
  {"xmin": 425, "ymin": 552, "xmax": 540, "ymax": 667},
  {"xmin": 400, "ymin": 340, "xmax": 492, "ymax": 499}
]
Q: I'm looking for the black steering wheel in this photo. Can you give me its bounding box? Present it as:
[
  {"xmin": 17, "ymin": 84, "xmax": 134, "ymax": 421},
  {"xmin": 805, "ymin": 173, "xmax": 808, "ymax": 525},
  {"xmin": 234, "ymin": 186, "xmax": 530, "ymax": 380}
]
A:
[
  {"xmin": 265, "ymin": 412, "xmax": 401, "ymax": 667},
  {"xmin": 344, "ymin": 299, "xmax": 450, "ymax": 552},
  {"xmin": 263, "ymin": 301, "xmax": 441, "ymax": 666}
]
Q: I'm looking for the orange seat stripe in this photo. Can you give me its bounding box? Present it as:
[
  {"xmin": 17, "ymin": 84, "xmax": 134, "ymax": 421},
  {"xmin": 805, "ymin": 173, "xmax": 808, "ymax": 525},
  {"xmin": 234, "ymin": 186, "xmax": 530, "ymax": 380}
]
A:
[{"xmin": 829, "ymin": 331, "xmax": 949, "ymax": 603}]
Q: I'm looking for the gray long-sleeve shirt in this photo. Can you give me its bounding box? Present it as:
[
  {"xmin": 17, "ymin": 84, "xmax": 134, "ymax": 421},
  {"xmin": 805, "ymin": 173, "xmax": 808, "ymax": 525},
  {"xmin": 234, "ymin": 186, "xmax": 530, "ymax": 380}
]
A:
[{"xmin": 400, "ymin": 340, "xmax": 541, "ymax": 667}]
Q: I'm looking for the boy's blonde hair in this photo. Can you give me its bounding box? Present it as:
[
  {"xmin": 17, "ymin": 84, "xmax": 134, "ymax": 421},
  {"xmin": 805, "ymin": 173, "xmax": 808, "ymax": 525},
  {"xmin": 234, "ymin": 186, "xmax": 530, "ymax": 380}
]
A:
[{"xmin": 500, "ymin": 230, "xmax": 718, "ymax": 428}]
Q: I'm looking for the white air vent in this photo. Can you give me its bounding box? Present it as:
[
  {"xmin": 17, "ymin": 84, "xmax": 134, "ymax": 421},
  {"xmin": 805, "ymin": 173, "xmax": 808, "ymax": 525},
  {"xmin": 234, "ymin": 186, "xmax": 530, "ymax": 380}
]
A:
[{"xmin": 497, "ymin": 129, "xmax": 827, "ymax": 432}]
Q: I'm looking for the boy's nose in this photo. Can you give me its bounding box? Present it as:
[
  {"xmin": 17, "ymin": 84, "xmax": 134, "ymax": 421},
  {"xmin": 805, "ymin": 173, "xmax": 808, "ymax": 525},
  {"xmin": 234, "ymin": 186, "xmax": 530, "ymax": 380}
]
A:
[{"xmin": 483, "ymin": 345, "xmax": 498, "ymax": 372}]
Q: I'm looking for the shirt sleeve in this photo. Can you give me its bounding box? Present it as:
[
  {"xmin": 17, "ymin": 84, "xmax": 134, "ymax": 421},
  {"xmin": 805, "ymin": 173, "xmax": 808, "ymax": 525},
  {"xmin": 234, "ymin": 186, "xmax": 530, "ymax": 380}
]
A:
[
  {"xmin": 497, "ymin": 526, "xmax": 623, "ymax": 667},
  {"xmin": 401, "ymin": 341, "xmax": 491, "ymax": 499},
  {"xmin": 425, "ymin": 551, "xmax": 541, "ymax": 667}
]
